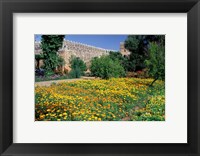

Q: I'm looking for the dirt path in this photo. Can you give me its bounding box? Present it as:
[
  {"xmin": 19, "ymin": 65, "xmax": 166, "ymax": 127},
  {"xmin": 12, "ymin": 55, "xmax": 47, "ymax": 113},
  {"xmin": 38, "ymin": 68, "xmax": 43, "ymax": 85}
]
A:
[{"xmin": 35, "ymin": 77, "xmax": 96, "ymax": 87}]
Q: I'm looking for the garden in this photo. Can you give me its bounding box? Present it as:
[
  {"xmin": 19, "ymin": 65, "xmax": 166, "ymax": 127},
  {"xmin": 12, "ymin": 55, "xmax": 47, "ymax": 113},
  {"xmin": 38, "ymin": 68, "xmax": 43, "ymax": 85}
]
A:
[
  {"xmin": 35, "ymin": 78, "xmax": 165, "ymax": 121},
  {"xmin": 35, "ymin": 35, "xmax": 165, "ymax": 121}
]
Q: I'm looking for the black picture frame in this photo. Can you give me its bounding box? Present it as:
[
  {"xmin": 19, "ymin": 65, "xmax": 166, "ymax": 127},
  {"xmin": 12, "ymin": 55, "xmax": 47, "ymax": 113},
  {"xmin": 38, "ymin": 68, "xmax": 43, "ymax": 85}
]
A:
[{"xmin": 0, "ymin": 0, "xmax": 200, "ymax": 155}]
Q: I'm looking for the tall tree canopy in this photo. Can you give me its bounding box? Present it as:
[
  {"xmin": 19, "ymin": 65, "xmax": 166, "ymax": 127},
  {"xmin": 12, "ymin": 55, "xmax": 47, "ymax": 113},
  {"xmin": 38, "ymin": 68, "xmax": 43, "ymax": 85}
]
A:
[
  {"xmin": 124, "ymin": 35, "xmax": 165, "ymax": 71},
  {"xmin": 41, "ymin": 35, "xmax": 65, "ymax": 75}
]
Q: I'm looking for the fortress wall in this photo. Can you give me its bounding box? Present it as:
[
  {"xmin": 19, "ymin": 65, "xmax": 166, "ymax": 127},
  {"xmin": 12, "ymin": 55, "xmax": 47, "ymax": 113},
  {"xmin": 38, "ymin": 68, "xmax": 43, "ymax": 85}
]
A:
[
  {"xmin": 62, "ymin": 40, "xmax": 110, "ymax": 64},
  {"xmin": 35, "ymin": 41, "xmax": 42, "ymax": 54},
  {"xmin": 34, "ymin": 40, "xmax": 130, "ymax": 70},
  {"xmin": 120, "ymin": 42, "xmax": 131, "ymax": 57}
]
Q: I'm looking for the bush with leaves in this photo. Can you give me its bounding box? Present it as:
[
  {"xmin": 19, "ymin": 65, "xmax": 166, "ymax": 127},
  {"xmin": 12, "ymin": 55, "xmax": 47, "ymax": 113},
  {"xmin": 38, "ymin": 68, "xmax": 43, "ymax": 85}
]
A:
[
  {"xmin": 69, "ymin": 57, "xmax": 86, "ymax": 78},
  {"xmin": 145, "ymin": 42, "xmax": 165, "ymax": 86},
  {"xmin": 69, "ymin": 67, "xmax": 81, "ymax": 78},
  {"xmin": 90, "ymin": 55, "xmax": 125, "ymax": 79},
  {"xmin": 109, "ymin": 51, "xmax": 130, "ymax": 71}
]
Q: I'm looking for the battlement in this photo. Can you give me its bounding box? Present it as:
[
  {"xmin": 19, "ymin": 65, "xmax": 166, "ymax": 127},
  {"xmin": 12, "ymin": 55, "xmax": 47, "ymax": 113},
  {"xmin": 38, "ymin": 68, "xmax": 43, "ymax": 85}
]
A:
[
  {"xmin": 63, "ymin": 39, "xmax": 116, "ymax": 53},
  {"xmin": 35, "ymin": 40, "xmax": 129, "ymax": 69},
  {"xmin": 35, "ymin": 40, "xmax": 117, "ymax": 66},
  {"xmin": 35, "ymin": 40, "xmax": 116, "ymax": 54}
]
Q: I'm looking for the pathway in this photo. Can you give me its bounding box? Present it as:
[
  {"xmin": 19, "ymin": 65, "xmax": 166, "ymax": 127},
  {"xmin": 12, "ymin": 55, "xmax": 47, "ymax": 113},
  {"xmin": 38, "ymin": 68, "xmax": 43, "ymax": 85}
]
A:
[{"xmin": 35, "ymin": 76, "xmax": 96, "ymax": 87}]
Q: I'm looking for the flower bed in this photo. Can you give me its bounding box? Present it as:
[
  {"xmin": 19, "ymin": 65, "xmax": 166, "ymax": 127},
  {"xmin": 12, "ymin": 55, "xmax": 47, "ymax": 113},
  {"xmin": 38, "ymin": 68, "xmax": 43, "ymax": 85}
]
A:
[{"xmin": 35, "ymin": 78, "xmax": 165, "ymax": 121}]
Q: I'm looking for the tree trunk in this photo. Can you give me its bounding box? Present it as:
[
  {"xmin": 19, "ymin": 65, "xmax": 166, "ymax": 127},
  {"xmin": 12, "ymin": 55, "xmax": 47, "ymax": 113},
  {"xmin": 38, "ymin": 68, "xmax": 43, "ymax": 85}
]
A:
[
  {"xmin": 149, "ymin": 77, "xmax": 158, "ymax": 87},
  {"xmin": 36, "ymin": 59, "xmax": 40, "ymax": 69}
]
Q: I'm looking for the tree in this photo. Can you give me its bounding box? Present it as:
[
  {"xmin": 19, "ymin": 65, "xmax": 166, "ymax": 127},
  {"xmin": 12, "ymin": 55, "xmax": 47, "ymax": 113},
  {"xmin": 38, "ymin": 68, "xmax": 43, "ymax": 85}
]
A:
[
  {"xmin": 109, "ymin": 51, "xmax": 129, "ymax": 71},
  {"xmin": 69, "ymin": 57, "xmax": 87, "ymax": 78},
  {"xmin": 124, "ymin": 35, "xmax": 165, "ymax": 71},
  {"xmin": 90, "ymin": 55, "xmax": 125, "ymax": 79},
  {"xmin": 41, "ymin": 35, "xmax": 65, "ymax": 76},
  {"xmin": 145, "ymin": 42, "xmax": 165, "ymax": 86},
  {"xmin": 124, "ymin": 35, "xmax": 145, "ymax": 71}
]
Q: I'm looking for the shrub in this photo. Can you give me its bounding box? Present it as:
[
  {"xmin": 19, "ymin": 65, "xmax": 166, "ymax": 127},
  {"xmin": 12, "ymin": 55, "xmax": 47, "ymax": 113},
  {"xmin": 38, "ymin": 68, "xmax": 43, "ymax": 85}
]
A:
[
  {"xmin": 69, "ymin": 67, "xmax": 81, "ymax": 78},
  {"xmin": 109, "ymin": 51, "xmax": 130, "ymax": 71},
  {"xmin": 69, "ymin": 56, "xmax": 86, "ymax": 78},
  {"xmin": 90, "ymin": 55, "xmax": 125, "ymax": 79}
]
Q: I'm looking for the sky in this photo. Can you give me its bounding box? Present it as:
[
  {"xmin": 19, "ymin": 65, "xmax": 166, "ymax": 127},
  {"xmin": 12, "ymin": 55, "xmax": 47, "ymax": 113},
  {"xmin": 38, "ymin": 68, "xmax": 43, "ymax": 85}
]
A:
[{"xmin": 35, "ymin": 35, "xmax": 128, "ymax": 51}]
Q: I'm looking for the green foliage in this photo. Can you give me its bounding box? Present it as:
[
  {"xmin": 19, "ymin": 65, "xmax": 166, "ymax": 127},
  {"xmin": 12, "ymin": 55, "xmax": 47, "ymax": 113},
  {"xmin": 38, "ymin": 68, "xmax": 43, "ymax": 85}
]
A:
[
  {"xmin": 124, "ymin": 35, "xmax": 145, "ymax": 71},
  {"xmin": 145, "ymin": 42, "xmax": 165, "ymax": 86},
  {"xmin": 90, "ymin": 55, "xmax": 125, "ymax": 79},
  {"xmin": 124, "ymin": 36, "xmax": 140, "ymax": 52},
  {"xmin": 69, "ymin": 57, "xmax": 87, "ymax": 78},
  {"xmin": 41, "ymin": 35, "xmax": 65, "ymax": 75},
  {"xmin": 69, "ymin": 67, "xmax": 81, "ymax": 78},
  {"xmin": 57, "ymin": 56, "xmax": 65, "ymax": 66},
  {"xmin": 35, "ymin": 54, "xmax": 44, "ymax": 60},
  {"xmin": 70, "ymin": 57, "xmax": 87, "ymax": 74},
  {"xmin": 109, "ymin": 51, "xmax": 129, "ymax": 71},
  {"xmin": 124, "ymin": 35, "xmax": 165, "ymax": 71}
]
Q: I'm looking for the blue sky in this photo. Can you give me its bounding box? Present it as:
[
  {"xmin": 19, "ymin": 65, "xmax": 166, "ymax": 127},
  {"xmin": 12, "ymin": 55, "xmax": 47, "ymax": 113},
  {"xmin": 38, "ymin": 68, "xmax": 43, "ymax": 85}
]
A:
[{"xmin": 35, "ymin": 35, "xmax": 128, "ymax": 51}]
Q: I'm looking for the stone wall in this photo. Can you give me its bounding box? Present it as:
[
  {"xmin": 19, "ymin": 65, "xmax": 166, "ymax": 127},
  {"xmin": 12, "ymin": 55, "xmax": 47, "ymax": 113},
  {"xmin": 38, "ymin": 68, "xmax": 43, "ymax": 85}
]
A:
[
  {"xmin": 120, "ymin": 42, "xmax": 131, "ymax": 57},
  {"xmin": 35, "ymin": 40, "xmax": 130, "ymax": 70},
  {"xmin": 61, "ymin": 40, "xmax": 113, "ymax": 65},
  {"xmin": 35, "ymin": 42, "xmax": 42, "ymax": 54}
]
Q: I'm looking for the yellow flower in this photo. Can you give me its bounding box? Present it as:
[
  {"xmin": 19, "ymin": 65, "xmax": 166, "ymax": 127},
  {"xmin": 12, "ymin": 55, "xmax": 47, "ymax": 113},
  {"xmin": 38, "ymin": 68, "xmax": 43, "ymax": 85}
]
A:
[
  {"xmin": 35, "ymin": 78, "xmax": 165, "ymax": 121},
  {"xmin": 39, "ymin": 114, "xmax": 45, "ymax": 119},
  {"xmin": 63, "ymin": 112, "xmax": 67, "ymax": 116}
]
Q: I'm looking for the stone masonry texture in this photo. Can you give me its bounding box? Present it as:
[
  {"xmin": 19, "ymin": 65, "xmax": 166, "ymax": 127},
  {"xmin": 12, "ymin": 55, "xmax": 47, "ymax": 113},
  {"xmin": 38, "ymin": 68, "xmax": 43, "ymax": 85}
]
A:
[{"xmin": 35, "ymin": 39, "xmax": 130, "ymax": 69}]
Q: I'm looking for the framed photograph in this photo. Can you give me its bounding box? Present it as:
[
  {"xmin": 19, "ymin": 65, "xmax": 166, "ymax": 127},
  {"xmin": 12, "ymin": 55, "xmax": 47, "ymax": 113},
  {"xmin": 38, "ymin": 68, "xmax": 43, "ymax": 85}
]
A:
[{"xmin": 0, "ymin": 0, "xmax": 200, "ymax": 155}]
